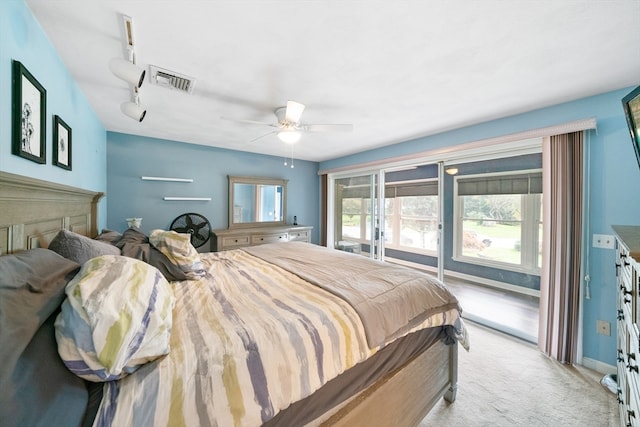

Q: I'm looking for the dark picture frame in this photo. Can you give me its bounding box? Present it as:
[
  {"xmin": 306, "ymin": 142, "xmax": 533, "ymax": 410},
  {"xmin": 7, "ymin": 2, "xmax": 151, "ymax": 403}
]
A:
[
  {"xmin": 12, "ymin": 60, "xmax": 46, "ymax": 164},
  {"xmin": 53, "ymin": 115, "xmax": 72, "ymax": 170},
  {"xmin": 622, "ymin": 85, "xmax": 640, "ymax": 170}
]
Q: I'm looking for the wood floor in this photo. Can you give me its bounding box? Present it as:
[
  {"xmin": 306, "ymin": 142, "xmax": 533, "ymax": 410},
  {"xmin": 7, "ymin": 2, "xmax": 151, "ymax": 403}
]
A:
[
  {"xmin": 444, "ymin": 276, "xmax": 539, "ymax": 343},
  {"xmin": 384, "ymin": 257, "xmax": 540, "ymax": 343}
]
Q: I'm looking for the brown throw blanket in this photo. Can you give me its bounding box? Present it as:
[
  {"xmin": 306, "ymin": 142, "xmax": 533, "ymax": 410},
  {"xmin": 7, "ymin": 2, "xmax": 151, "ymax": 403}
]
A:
[{"xmin": 243, "ymin": 242, "xmax": 461, "ymax": 348}]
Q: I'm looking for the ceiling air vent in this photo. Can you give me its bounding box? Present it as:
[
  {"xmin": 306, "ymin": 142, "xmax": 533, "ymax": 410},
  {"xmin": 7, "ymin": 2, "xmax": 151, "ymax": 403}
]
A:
[{"xmin": 149, "ymin": 65, "xmax": 196, "ymax": 94}]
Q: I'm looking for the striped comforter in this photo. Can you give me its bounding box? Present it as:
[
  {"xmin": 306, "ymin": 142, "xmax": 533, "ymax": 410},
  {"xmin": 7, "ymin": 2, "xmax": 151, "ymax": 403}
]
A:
[{"xmin": 93, "ymin": 246, "xmax": 464, "ymax": 427}]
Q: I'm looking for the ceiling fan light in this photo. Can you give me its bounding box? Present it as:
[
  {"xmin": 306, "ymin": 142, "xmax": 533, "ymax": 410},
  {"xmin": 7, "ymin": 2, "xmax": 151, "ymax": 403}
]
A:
[
  {"xmin": 109, "ymin": 58, "xmax": 146, "ymax": 88},
  {"xmin": 121, "ymin": 101, "xmax": 147, "ymax": 122},
  {"xmin": 277, "ymin": 130, "xmax": 301, "ymax": 144}
]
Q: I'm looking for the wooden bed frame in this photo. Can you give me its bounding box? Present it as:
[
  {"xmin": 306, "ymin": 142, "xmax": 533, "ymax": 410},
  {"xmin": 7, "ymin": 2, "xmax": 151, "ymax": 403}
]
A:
[
  {"xmin": 0, "ymin": 171, "xmax": 103, "ymax": 254},
  {"xmin": 0, "ymin": 171, "xmax": 457, "ymax": 426}
]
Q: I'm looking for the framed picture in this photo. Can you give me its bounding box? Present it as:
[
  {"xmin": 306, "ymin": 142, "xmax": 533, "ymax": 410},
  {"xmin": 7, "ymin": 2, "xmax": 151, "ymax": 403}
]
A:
[
  {"xmin": 12, "ymin": 60, "xmax": 47, "ymax": 164},
  {"xmin": 622, "ymin": 85, "xmax": 640, "ymax": 170},
  {"xmin": 53, "ymin": 115, "xmax": 72, "ymax": 170}
]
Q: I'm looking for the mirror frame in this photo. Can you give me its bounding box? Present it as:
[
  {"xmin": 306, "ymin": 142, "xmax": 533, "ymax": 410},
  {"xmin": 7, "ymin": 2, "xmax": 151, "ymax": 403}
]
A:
[{"xmin": 228, "ymin": 175, "xmax": 288, "ymax": 228}]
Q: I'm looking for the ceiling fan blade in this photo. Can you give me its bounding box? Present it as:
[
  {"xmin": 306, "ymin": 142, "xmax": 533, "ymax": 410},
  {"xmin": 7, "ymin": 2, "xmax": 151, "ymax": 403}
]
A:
[
  {"xmin": 221, "ymin": 116, "xmax": 277, "ymax": 127},
  {"xmin": 285, "ymin": 100, "xmax": 305, "ymax": 123},
  {"xmin": 302, "ymin": 124, "xmax": 354, "ymax": 133},
  {"xmin": 248, "ymin": 130, "xmax": 276, "ymax": 143}
]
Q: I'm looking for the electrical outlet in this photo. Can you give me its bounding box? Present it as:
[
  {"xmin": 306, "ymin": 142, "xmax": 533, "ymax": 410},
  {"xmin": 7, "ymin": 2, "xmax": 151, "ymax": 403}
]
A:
[
  {"xmin": 597, "ymin": 320, "xmax": 611, "ymax": 336},
  {"xmin": 593, "ymin": 234, "xmax": 615, "ymax": 249}
]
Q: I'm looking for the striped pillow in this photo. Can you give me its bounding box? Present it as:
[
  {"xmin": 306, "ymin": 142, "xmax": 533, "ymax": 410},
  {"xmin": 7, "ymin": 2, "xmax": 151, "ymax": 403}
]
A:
[
  {"xmin": 55, "ymin": 255, "xmax": 174, "ymax": 382},
  {"xmin": 149, "ymin": 229, "xmax": 205, "ymax": 279}
]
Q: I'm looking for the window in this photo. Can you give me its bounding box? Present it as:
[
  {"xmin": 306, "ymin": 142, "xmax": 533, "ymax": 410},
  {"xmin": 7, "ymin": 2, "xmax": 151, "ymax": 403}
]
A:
[
  {"xmin": 334, "ymin": 174, "xmax": 379, "ymax": 256},
  {"xmin": 384, "ymin": 180, "xmax": 438, "ymax": 253},
  {"xmin": 454, "ymin": 171, "xmax": 542, "ymax": 273}
]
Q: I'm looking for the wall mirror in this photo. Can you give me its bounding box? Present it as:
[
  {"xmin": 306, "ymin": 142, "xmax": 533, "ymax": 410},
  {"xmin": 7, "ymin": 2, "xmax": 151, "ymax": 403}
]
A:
[{"xmin": 228, "ymin": 176, "xmax": 287, "ymax": 228}]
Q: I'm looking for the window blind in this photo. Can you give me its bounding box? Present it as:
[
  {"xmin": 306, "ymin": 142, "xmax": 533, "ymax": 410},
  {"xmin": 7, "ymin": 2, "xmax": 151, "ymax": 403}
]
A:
[
  {"xmin": 457, "ymin": 172, "xmax": 542, "ymax": 196},
  {"xmin": 385, "ymin": 181, "xmax": 438, "ymax": 198}
]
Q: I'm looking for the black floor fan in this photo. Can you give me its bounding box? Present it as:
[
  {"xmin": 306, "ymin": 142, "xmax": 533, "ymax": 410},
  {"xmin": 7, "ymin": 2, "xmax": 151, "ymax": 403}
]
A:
[{"xmin": 170, "ymin": 213, "xmax": 211, "ymax": 248}]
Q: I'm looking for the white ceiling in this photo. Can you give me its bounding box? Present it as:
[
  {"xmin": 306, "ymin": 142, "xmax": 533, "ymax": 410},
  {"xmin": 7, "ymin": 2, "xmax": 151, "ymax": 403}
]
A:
[{"xmin": 25, "ymin": 1, "xmax": 640, "ymax": 162}]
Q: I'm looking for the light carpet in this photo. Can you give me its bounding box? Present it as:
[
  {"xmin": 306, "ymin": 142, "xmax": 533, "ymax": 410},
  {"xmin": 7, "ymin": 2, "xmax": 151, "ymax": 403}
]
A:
[{"xmin": 421, "ymin": 322, "xmax": 619, "ymax": 427}]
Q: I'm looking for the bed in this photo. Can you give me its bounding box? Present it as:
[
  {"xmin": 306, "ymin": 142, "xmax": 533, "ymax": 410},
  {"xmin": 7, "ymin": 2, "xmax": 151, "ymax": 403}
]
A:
[{"xmin": 0, "ymin": 171, "xmax": 468, "ymax": 427}]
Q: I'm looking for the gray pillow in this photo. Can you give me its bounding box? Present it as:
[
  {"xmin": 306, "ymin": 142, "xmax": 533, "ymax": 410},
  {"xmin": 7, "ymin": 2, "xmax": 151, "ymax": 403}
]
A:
[
  {"xmin": 0, "ymin": 249, "xmax": 92, "ymax": 427},
  {"xmin": 0, "ymin": 248, "xmax": 80, "ymax": 369},
  {"xmin": 94, "ymin": 229, "xmax": 123, "ymax": 245},
  {"xmin": 48, "ymin": 229, "xmax": 120, "ymax": 265}
]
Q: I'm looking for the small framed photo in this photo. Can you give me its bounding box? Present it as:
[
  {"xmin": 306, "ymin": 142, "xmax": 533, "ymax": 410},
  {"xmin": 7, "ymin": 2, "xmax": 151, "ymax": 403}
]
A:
[
  {"xmin": 53, "ymin": 115, "xmax": 72, "ymax": 170},
  {"xmin": 12, "ymin": 60, "xmax": 46, "ymax": 164}
]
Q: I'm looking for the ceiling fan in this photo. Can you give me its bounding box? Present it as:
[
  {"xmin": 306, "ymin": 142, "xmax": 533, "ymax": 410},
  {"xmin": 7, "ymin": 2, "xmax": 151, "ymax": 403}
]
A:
[{"xmin": 223, "ymin": 100, "xmax": 353, "ymax": 144}]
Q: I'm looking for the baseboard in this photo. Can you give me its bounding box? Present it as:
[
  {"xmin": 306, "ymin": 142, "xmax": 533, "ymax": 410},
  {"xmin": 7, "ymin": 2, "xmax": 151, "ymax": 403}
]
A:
[{"xmin": 581, "ymin": 357, "xmax": 616, "ymax": 375}]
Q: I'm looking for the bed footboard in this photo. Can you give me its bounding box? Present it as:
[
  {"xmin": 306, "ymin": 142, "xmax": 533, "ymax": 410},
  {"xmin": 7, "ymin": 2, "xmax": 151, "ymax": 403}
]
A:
[{"xmin": 316, "ymin": 339, "xmax": 458, "ymax": 427}]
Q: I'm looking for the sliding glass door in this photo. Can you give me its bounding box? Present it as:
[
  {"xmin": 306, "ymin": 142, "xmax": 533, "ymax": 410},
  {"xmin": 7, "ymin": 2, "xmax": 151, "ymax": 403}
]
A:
[
  {"xmin": 332, "ymin": 173, "xmax": 382, "ymax": 259},
  {"xmin": 330, "ymin": 165, "xmax": 441, "ymax": 271}
]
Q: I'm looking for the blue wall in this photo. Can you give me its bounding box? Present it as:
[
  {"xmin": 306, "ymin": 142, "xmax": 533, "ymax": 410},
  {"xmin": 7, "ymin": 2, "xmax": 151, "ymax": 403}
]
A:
[
  {"xmin": 106, "ymin": 132, "xmax": 320, "ymax": 246},
  {"xmin": 0, "ymin": 0, "xmax": 107, "ymax": 229},
  {"xmin": 321, "ymin": 88, "xmax": 640, "ymax": 366}
]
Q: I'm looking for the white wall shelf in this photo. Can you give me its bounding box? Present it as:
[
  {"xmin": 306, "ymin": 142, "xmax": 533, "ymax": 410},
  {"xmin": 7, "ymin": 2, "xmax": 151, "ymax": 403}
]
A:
[
  {"xmin": 141, "ymin": 176, "xmax": 193, "ymax": 182},
  {"xmin": 163, "ymin": 197, "xmax": 211, "ymax": 201}
]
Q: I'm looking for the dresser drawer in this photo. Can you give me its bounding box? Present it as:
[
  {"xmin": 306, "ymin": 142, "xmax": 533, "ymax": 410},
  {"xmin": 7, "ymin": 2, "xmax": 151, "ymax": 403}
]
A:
[
  {"xmin": 289, "ymin": 230, "xmax": 310, "ymax": 242},
  {"xmin": 222, "ymin": 235, "xmax": 250, "ymax": 247},
  {"xmin": 251, "ymin": 233, "xmax": 288, "ymax": 245}
]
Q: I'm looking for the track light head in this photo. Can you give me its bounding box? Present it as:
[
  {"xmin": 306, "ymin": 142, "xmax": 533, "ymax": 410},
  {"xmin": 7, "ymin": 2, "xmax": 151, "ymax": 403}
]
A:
[
  {"xmin": 109, "ymin": 58, "xmax": 145, "ymax": 88},
  {"xmin": 121, "ymin": 101, "xmax": 146, "ymax": 122}
]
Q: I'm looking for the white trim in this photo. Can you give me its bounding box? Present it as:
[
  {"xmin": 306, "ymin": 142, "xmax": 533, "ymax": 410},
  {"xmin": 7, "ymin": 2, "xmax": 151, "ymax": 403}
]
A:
[
  {"xmin": 318, "ymin": 117, "xmax": 596, "ymax": 175},
  {"xmin": 141, "ymin": 176, "xmax": 193, "ymax": 182},
  {"xmin": 444, "ymin": 270, "xmax": 541, "ymax": 298},
  {"xmin": 581, "ymin": 357, "xmax": 616, "ymax": 375}
]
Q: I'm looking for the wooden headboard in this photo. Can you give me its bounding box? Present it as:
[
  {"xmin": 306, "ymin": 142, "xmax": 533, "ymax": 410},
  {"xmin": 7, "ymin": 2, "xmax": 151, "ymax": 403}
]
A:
[{"xmin": 0, "ymin": 171, "xmax": 104, "ymax": 254}]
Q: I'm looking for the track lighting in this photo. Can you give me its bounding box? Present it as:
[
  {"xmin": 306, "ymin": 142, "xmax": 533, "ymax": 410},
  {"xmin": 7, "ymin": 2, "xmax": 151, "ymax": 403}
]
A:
[
  {"xmin": 121, "ymin": 99, "xmax": 146, "ymax": 122},
  {"xmin": 277, "ymin": 130, "xmax": 301, "ymax": 144},
  {"xmin": 112, "ymin": 14, "xmax": 147, "ymax": 122},
  {"xmin": 109, "ymin": 58, "xmax": 145, "ymax": 88}
]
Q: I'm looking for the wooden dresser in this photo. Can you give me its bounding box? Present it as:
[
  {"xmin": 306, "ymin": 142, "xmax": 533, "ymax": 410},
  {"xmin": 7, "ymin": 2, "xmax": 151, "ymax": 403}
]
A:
[
  {"xmin": 612, "ymin": 225, "xmax": 640, "ymax": 427},
  {"xmin": 211, "ymin": 225, "xmax": 313, "ymax": 251}
]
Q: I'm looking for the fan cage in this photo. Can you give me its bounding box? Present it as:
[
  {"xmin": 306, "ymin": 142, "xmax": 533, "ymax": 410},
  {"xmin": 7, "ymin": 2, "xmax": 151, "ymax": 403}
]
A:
[{"xmin": 170, "ymin": 212, "xmax": 211, "ymax": 248}]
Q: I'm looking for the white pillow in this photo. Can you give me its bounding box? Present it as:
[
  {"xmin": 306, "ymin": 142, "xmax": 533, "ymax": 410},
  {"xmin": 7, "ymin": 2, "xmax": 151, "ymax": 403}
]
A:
[
  {"xmin": 55, "ymin": 255, "xmax": 175, "ymax": 382},
  {"xmin": 149, "ymin": 229, "xmax": 205, "ymax": 279}
]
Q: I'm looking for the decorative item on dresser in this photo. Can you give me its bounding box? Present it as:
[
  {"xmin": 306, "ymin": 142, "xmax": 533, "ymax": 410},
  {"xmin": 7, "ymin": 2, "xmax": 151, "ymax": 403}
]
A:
[
  {"xmin": 612, "ymin": 225, "xmax": 640, "ymax": 427},
  {"xmin": 212, "ymin": 224, "xmax": 313, "ymax": 251}
]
